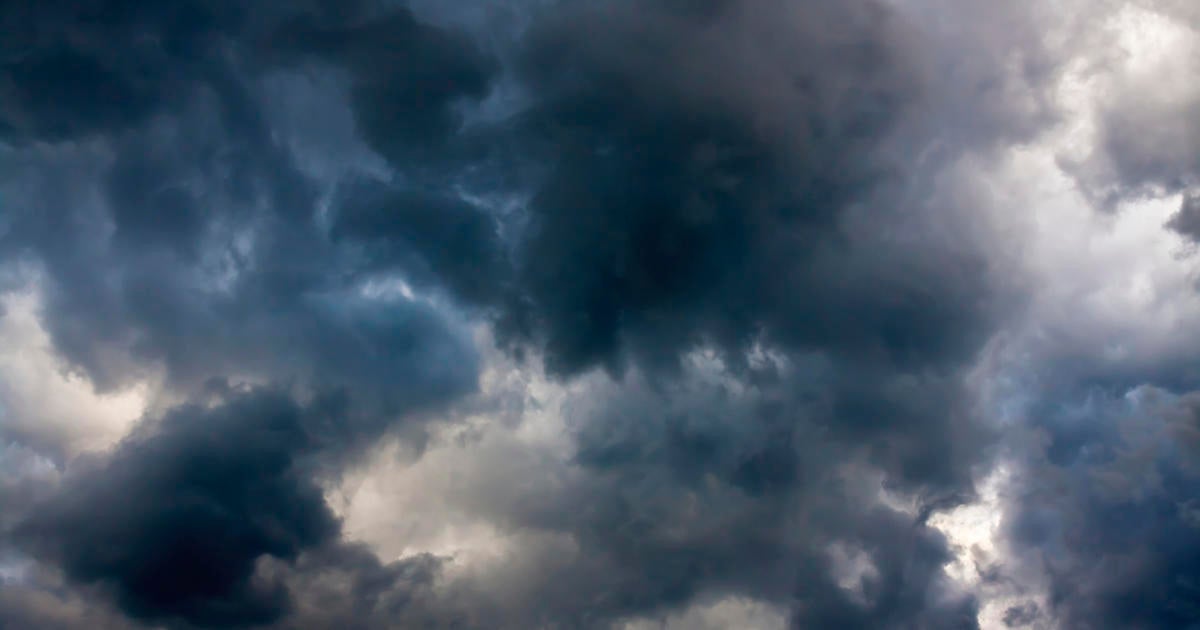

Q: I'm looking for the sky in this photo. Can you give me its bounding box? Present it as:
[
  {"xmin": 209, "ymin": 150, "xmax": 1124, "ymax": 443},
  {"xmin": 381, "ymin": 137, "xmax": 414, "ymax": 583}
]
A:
[{"xmin": 0, "ymin": 1, "xmax": 1197, "ymax": 629}]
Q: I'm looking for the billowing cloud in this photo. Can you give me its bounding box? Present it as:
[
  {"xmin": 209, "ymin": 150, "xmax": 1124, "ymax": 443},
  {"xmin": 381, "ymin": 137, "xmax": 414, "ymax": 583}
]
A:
[
  {"xmin": 2, "ymin": 1, "xmax": 1199, "ymax": 629},
  {"xmin": 1002, "ymin": 387, "xmax": 1200, "ymax": 629},
  {"xmin": 1063, "ymin": 1, "xmax": 1199, "ymax": 204},
  {"xmin": 17, "ymin": 389, "xmax": 340, "ymax": 627}
]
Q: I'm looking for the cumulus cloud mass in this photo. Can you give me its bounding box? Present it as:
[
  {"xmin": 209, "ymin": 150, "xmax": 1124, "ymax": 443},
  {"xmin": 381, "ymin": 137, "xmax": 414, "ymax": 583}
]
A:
[{"xmin": 1, "ymin": 1, "xmax": 1198, "ymax": 628}]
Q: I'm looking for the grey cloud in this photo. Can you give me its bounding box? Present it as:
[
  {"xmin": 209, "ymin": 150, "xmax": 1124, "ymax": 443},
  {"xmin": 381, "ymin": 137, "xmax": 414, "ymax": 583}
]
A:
[
  {"xmin": 11, "ymin": 384, "xmax": 475, "ymax": 629},
  {"xmin": 1096, "ymin": 99, "xmax": 1200, "ymax": 197},
  {"xmin": 2, "ymin": 0, "xmax": 1172, "ymax": 629},
  {"xmin": 288, "ymin": 356, "xmax": 983, "ymax": 630},
  {"xmin": 556, "ymin": 367, "xmax": 983, "ymax": 629},
  {"xmin": 1168, "ymin": 192, "xmax": 1200, "ymax": 242},
  {"xmin": 268, "ymin": 544, "xmax": 454, "ymax": 630},
  {"xmin": 0, "ymin": 14, "xmax": 481, "ymax": 407},
  {"xmin": 267, "ymin": 5, "xmax": 498, "ymax": 172},
  {"xmin": 0, "ymin": 444, "xmax": 59, "ymax": 556},
  {"xmin": 486, "ymin": 0, "xmax": 932, "ymax": 376},
  {"xmin": 1069, "ymin": 2, "xmax": 1200, "ymax": 204},
  {"xmin": 1, "ymin": 2, "xmax": 487, "ymax": 626},
  {"xmin": 1004, "ymin": 387, "xmax": 1200, "ymax": 629},
  {"xmin": 330, "ymin": 178, "xmax": 510, "ymax": 307},
  {"xmin": 322, "ymin": 4, "xmax": 1009, "ymax": 623},
  {"xmin": 0, "ymin": 578, "xmax": 144, "ymax": 630},
  {"xmin": 0, "ymin": 0, "xmax": 249, "ymax": 143},
  {"xmin": 15, "ymin": 389, "xmax": 341, "ymax": 627},
  {"xmin": 1001, "ymin": 602, "xmax": 1040, "ymax": 627}
]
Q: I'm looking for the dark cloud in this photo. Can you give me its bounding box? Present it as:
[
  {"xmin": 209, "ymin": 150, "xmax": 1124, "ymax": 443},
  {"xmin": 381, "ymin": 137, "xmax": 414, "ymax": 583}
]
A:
[
  {"xmin": 263, "ymin": 351, "xmax": 987, "ymax": 629},
  {"xmin": 1169, "ymin": 192, "xmax": 1200, "ymax": 242},
  {"xmin": 1001, "ymin": 602, "xmax": 1040, "ymax": 627},
  {"xmin": 0, "ymin": 6, "xmax": 447, "ymax": 630},
  {"xmin": 318, "ymin": 4, "xmax": 1006, "ymax": 623},
  {"xmin": 1, "ymin": 4, "xmax": 487, "ymax": 625},
  {"xmin": 550, "ymin": 365, "xmax": 983, "ymax": 629},
  {"xmin": 1, "ymin": 132, "xmax": 477, "ymax": 411},
  {"xmin": 1004, "ymin": 387, "xmax": 1200, "ymax": 629},
  {"xmin": 0, "ymin": 444, "xmax": 58, "ymax": 536},
  {"xmin": 267, "ymin": 543, "xmax": 454, "ymax": 630},
  {"xmin": 16, "ymin": 389, "xmax": 339, "ymax": 627},
  {"xmin": 0, "ymin": 4, "xmax": 482, "ymax": 405},
  {"xmin": 5, "ymin": 0, "xmax": 1181, "ymax": 629},
  {"xmin": 10, "ymin": 385, "xmax": 472, "ymax": 629},
  {"xmin": 484, "ymin": 0, "xmax": 939, "ymax": 376},
  {"xmin": 330, "ymin": 178, "xmax": 510, "ymax": 307},
  {"xmin": 267, "ymin": 5, "xmax": 498, "ymax": 170},
  {"xmin": 298, "ymin": 0, "xmax": 1013, "ymax": 385},
  {"xmin": 0, "ymin": 0, "xmax": 248, "ymax": 143}
]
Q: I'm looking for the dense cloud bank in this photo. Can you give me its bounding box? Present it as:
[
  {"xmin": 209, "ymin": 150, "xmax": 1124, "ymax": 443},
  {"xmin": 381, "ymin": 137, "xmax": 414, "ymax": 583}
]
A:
[{"xmin": 0, "ymin": 1, "xmax": 1198, "ymax": 628}]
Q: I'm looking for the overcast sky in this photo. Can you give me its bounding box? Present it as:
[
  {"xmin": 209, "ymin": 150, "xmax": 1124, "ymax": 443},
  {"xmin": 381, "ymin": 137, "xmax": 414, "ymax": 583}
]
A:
[{"xmin": 0, "ymin": 1, "xmax": 1198, "ymax": 629}]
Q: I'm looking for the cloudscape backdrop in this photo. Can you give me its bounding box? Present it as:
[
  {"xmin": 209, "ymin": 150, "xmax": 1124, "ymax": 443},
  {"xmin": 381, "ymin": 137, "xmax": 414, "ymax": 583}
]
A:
[{"xmin": 0, "ymin": 1, "xmax": 1198, "ymax": 628}]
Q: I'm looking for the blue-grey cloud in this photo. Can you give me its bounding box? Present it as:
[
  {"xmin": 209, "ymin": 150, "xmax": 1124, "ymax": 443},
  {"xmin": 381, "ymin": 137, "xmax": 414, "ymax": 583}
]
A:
[
  {"xmin": 1004, "ymin": 387, "xmax": 1200, "ymax": 629},
  {"xmin": 3, "ymin": 1, "xmax": 1196, "ymax": 629},
  {"xmin": 17, "ymin": 389, "xmax": 340, "ymax": 627}
]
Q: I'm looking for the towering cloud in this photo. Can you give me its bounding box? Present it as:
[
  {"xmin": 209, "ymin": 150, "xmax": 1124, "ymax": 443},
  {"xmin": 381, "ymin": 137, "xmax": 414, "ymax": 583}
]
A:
[{"xmin": 1, "ymin": 1, "xmax": 1198, "ymax": 629}]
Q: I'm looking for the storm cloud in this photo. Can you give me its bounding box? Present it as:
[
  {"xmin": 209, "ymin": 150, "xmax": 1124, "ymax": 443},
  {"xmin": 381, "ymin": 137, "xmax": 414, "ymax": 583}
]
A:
[
  {"xmin": 2, "ymin": 1, "xmax": 1199, "ymax": 629},
  {"xmin": 17, "ymin": 389, "xmax": 341, "ymax": 627},
  {"xmin": 1002, "ymin": 388, "xmax": 1200, "ymax": 629}
]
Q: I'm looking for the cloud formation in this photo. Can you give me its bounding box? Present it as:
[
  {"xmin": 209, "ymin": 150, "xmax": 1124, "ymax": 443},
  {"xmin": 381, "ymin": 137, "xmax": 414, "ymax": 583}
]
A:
[
  {"xmin": 1, "ymin": 1, "xmax": 1199, "ymax": 629},
  {"xmin": 18, "ymin": 389, "xmax": 340, "ymax": 627},
  {"xmin": 1004, "ymin": 388, "xmax": 1200, "ymax": 629}
]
